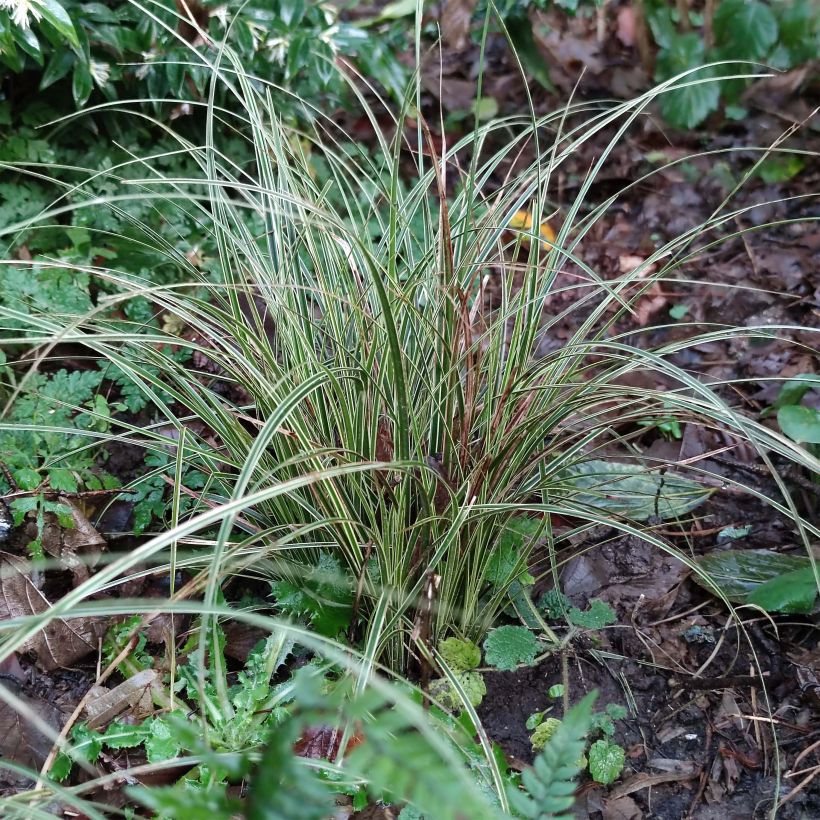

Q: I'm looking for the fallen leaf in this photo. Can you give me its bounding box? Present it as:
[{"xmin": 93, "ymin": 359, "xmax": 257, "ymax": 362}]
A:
[
  {"xmin": 0, "ymin": 681, "xmax": 63, "ymax": 786},
  {"xmin": 294, "ymin": 725, "xmax": 364, "ymax": 762},
  {"xmin": 440, "ymin": 0, "xmax": 476, "ymax": 52},
  {"xmin": 616, "ymin": 6, "xmax": 637, "ymax": 47},
  {"xmin": 508, "ymin": 210, "xmax": 557, "ymax": 250},
  {"xmin": 602, "ymin": 794, "xmax": 642, "ymax": 820},
  {"xmin": 0, "ymin": 552, "xmax": 107, "ymax": 671},
  {"xmin": 84, "ymin": 669, "xmax": 159, "ymax": 730}
]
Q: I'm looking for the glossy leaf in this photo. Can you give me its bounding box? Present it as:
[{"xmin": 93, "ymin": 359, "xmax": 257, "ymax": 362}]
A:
[
  {"xmin": 747, "ymin": 566, "xmax": 818, "ymax": 614},
  {"xmin": 39, "ymin": 48, "xmax": 74, "ymax": 89},
  {"xmin": 38, "ymin": 0, "xmax": 80, "ymax": 48},
  {"xmin": 778, "ymin": 405, "xmax": 820, "ymax": 444},
  {"xmin": 560, "ymin": 460, "xmax": 711, "ymax": 521},
  {"xmin": 694, "ymin": 549, "xmax": 813, "ymax": 604},
  {"xmin": 72, "ymin": 61, "xmax": 93, "ymax": 106}
]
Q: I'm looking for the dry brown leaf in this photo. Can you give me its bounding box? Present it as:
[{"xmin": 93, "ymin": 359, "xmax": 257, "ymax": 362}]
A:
[
  {"xmin": 616, "ymin": 5, "xmax": 636, "ymax": 47},
  {"xmin": 0, "ymin": 551, "xmax": 107, "ymax": 671},
  {"xmin": 84, "ymin": 669, "xmax": 159, "ymax": 729},
  {"xmin": 440, "ymin": 0, "xmax": 475, "ymax": 52},
  {"xmin": 602, "ymin": 794, "xmax": 642, "ymax": 820},
  {"xmin": 0, "ymin": 682, "xmax": 63, "ymax": 786}
]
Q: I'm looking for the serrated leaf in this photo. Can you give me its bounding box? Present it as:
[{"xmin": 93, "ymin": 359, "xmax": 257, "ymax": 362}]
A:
[
  {"xmin": 777, "ymin": 405, "xmax": 820, "ymax": 444},
  {"xmin": 13, "ymin": 468, "xmax": 41, "ymax": 491},
  {"xmin": 588, "ymin": 739, "xmax": 625, "ymax": 785},
  {"xmin": 429, "ymin": 671, "xmax": 487, "ymax": 710},
  {"xmin": 560, "ymin": 460, "xmax": 711, "ymax": 521},
  {"xmin": 483, "ymin": 626, "xmax": 539, "ymax": 672},
  {"xmin": 568, "ymin": 600, "xmax": 616, "ymax": 630},
  {"xmin": 144, "ymin": 716, "xmax": 181, "ymax": 763},
  {"xmin": 48, "ymin": 468, "xmax": 78, "ymax": 493},
  {"xmin": 439, "ymin": 637, "xmax": 481, "ymax": 672}
]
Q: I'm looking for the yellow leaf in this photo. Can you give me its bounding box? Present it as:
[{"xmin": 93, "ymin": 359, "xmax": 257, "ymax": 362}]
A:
[{"xmin": 508, "ymin": 210, "xmax": 556, "ymax": 249}]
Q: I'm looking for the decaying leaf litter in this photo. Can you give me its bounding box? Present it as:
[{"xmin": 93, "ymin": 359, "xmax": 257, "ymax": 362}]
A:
[{"xmin": 0, "ymin": 3, "xmax": 818, "ymax": 818}]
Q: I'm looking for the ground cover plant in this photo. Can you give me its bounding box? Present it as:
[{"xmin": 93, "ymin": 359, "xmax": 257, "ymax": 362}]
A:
[{"xmin": 0, "ymin": 0, "xmax": 818, "ymax": 817}]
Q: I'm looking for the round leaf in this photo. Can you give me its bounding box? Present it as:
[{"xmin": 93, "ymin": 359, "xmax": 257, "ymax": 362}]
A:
[{"xmin": 483, "ymin": 626, "xmax": 539, "ymax": 672}]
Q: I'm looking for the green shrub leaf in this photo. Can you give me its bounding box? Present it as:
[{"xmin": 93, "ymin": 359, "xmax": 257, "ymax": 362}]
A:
[
  {"xmin": 655, "ymin": 33, "xmax": 719, "ymax": 129},
  {"xmin": 714, "ymin": 0, "xmax": 778, "ymax": 58},
  {"xmin": 588, "ymin": 739, "xmax": 625, "ymax": 785},
  {"xmin": 777, "ymin": 405, "xmax": 820, "ymax": 444},
  {"xmin": 483, "ymin": 626, "xmax": 539, "ymax": 672},
  {"xmin": 747, "ymin": 566, "xmax": 818, "ymax": 614}
]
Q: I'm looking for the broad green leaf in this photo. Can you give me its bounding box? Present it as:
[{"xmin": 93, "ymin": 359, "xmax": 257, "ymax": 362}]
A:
[
  {"xmin": 588, "ymin": 739, "xmax": 625, "ymax": 785},
  {"xmin": 483, "ymin": 625, "xmax": 539, "ymax": 672},
  {"xmin": 100, "ymin": 720, "xmax": 150, "ymax": 749},
  {"xmin": 15, "ymin": 24, "xmax": 42, "ymax": 64},
  {"xmin": 37, "ymin": 0, "xmax": 80, "ymax": 48},
  {"xmin": 144, "ymin": 717, "xmax": 182, "ymax": 763},
  {"xmin": 655, "ymin": 33, "xmax": 719, "ymax": 129},
  {"xmin": 694, "ymin": 549, "xmax": 813, "ymax": 603},
  {"xmin": 279, "ymin": 0, "xmax": 306, "ymax": 28},
  {"xmin": 714, "ymin": 0, "xmax": 778, "ymax": 58},
  {"xmin": 747, "ymin": 566, "xmax": 818, "ymax": 614},
  {"xmin": 560, "ymin": 460, "xmax": 711, "ymax": 521},
  {"xmin": 485, "ymin": 516, "xmax": 540, "ymax": 585},
  {"xmin": 778, "ymin": 405, "xmax": 820, "ymax": 444},
  {"xmin": 72, "ymin": 61, "xmax": 93, "ymax": 106},
  {"xmin": 506, "ymin": 14, "xmax": 555, "ymax": 91},
  {"xmin": 13, "ymin": 468, "xmax": 40, "ymax": 490},
  {"xmin": 473, "ymin": 96, "xmax": 499, "ymax": 121},
  {"xmin": 48, "ymin": 467, "xmax": 78, "ymax": 493},
  {"xmin": 757, "ymin": 155, "xmax": 805, "ymax": 183},
  {"xmin": 764, "ymin": 373, "xmax": 820, "ymax": 416}
]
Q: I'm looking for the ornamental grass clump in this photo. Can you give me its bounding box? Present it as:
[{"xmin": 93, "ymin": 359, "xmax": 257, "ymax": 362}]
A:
[{"xmin": 0, "ymin": 17, "xmax": 817, "ymax": 681}]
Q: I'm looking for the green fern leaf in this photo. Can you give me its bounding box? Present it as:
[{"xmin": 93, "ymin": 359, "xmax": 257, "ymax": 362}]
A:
[{"xmin": 508, "ymin": 693, "xmax": 596, "ymax": 820}]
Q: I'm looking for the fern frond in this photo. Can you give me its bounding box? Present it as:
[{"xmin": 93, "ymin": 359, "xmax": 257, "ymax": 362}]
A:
[{"xmin": 508, "ymin": 693, "xmax": 596, "ymax": 820}]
